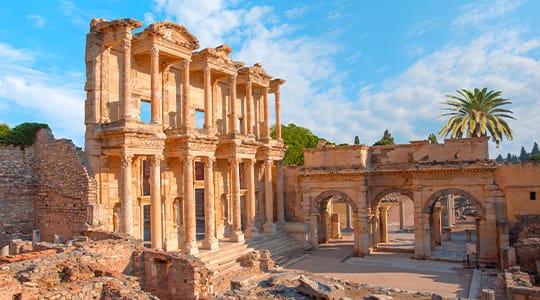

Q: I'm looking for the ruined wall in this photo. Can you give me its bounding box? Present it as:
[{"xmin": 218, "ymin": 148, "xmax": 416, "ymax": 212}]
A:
[
  {"xmin": 283, "ymin": 166, "xmax": 302, "ymax": 222},
  {"xmin": 495, "ymin": 162, "xmax": 540, "ymax": 225},
  {"xmin": 33, "ymin": 129, "xmax": 97, "ymax": 243},
  {"xmin": 304, "ymin": 145, "xmax": 368, "ymax": 168},
  {"xmin": 0, "ymin": 146, "xmax": 36, "ymax": 248}
]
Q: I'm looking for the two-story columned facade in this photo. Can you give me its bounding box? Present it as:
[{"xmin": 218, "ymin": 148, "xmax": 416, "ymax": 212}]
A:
[{"xmin": 84, "ymin": 18, "xmax": 285, "ymax": 255}]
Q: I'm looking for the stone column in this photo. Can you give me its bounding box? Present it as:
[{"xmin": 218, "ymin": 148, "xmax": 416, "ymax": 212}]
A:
[
  {"xmin": 274, "ymin": 88, "xmax": 281, "ymax": 140},
  {"xmin": 150, "ymin": 47, "xmax": 161, "ymax": 124},
  {"xmin": 230, "ymin": 158, "xmax": 244, "ymax": 242},
  {"xmin": 345, "ymin": 203, "xmax": 352, "ymax": 230},
  {"xmin": 379, "ymin": 206, "xmax": 389, "ymax": 243},
  {"xmin": 203, "ymin": 157, "xmax": 218, "ymax": 250},
  {"xmin": 182, "ymin": 59, "xmax": 192, "ymax": 128},
  {"xmin": 246, "ymin": 79, "xmax": 253, "ymax": 135},
  {"xmin": 276, "ymin": 161, "xmax": 285, "ymax": 224},
  {"xmin": 262, "ymin": 87, "xmax": 270, "ymax": 139},
  {"xmin": 229, "ymin": 75, "xmax": 238, "ymax": 134},
  {"xmin": 183, "ymin": 156, "xmax": 198, "ymax": 254},
  {"xmin": 120, "ymin": 153, "xmax": 133, "ymax": 235},
  {"xmin": 399, "ymin": 201, "xmax": 405, "ymax": 230},
  {"xmin": 413, "ymin": 187, "xmax": 430, "ymax": 258},
  {"xmin": 448, "ymin": 194, "xmax": 455, "ymax": 226},
  {"xmin": 121, "ymin": 39, "xmax": 132, "ymax": 120},
  {"xmin": 203, "ymin": 64, "xmax": 212, "ymax": 130},
  {"xmin": 353, "ymin": 187, "xmax": 370, "ymax": 256},
  {"xmin": 150, "ymin": 155, "xmax": 163, "ymax": 249},
  {"xmin": 263, "ymin": 159, "xmax": 276, "ymax": 233},
  {"xmin": 245, "ymin": 159, "xmax": 259, "ymax": 239},
  {"xmin": 433, "ymin": 206, "xmax": 442, "ymax": 247}
]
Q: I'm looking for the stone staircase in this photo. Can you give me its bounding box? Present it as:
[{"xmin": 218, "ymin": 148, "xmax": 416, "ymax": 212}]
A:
[{"xmin": 197, "ymin": 231, "xmax": 305, "ymax": 292}]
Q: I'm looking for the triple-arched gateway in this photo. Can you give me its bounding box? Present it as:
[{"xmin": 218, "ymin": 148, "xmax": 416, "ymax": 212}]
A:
[{"xmin": 298, "ymin": 137, "xmax": 503, "ymax": 264}]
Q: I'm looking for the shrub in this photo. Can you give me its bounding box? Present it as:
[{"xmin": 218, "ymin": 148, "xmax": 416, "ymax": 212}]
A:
[{"xmin": 4, "ymin": 122, "xmax": 50, "ymax": 149}]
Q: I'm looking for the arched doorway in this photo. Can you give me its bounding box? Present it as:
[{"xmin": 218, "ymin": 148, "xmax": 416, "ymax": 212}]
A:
[
  {"xmin": 423, "ymin": 189, "xmax": 486, "ymax": 262},
  {"xmin": 370, "ymin": 189, "xmax": 414, "ymax": 252}
]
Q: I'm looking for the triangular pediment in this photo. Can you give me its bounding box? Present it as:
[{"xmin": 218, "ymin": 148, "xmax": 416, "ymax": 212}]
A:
[{"xmin": 143, "ymin": 21, "xmax": 199, "ymax": 50}]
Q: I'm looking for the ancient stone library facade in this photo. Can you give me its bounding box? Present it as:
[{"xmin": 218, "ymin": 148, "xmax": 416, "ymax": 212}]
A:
[{"xmin": 1, "ymin": 17, "xmax": 540, "ymax": 297}]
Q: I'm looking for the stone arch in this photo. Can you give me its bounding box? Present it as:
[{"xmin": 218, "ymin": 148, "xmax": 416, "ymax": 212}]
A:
[
  {"xmin": 423, "ymin": 188, "xmax": 486, "ymax": 216},
  {"xmin": 312, "ymin": 190, "xmax": 358, "ymax": 244},
  {"xmin": 371, "ymin": 187, "xmax": 413, "ymax": 209},
  {"xmin": 313, "ymin": 190, "xmax": 358, "ymax": 214}
]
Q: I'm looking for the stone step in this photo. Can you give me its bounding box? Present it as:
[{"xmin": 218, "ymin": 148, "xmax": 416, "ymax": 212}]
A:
[
  {"xmin": 200, "ymin": 247, "xmax": 251, "ymax": 269},
  {"xmin": 198, "ymin": 241, "xmax": 249, "ymax": 261}
]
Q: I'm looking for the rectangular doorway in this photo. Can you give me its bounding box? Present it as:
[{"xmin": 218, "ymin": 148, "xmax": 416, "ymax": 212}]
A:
[
  {"xmin": 143, "ymin": 204, "xmax": 151, "ymax": 248},
  {"xmin": 195, "ymin": 189, "xmax": 205, "ymax": 241}
]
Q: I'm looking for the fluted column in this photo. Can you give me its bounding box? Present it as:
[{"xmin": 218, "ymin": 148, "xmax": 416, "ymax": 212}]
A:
[
  {"xmin": 203, "ymin": 157, "xmax": 218, "ymax": 250},
  {"xmin": 246, "ymin": 80, "xmax": 253, "ymax": 135},
  {"xmin": 121, "ymin": 39, "xmax": 132, "ymax": 120},
  {"xmin": 150, "ymin": 155, "xmax": 163, "ymax": 249},
  {"xmin": 245, "ymin": 159, "xmax": 258, "ymax": 239},
  {"xmin": 182, "ymin": 59, "xmax": 192, "ymax": 128},
  {"xmin": 263, "ymin": 159, "xmax": 276, "ymax": 233},
  {"xmin": 183, "ymin": 156, "xmax": 198, "ymax": 254},
  {"xmin": 203, "ymin": 64, "xmax": 212, "ymax": 130},
  {"xmin": 276, "ymin": 160, "xmax": 285, "ymax": 224},
  {"xmin": 263, "ymin": 87, "xmax": 270, "ymax": 139},
  {"xmin": 229, "ymin": 75, "xmax": 238, "ymax": 134},
  {"xmin": 150, "ymin": 47, "xmax": 161, "ymax": 124},
  {"xmin": 120, "ymin": 153, "xmax": 133, "ymax": 235},
  {"xmin": 379, "ymin": 206, "xmax": 389, "ymax": 243},
  {"xmin": 275, "ymin": 89, "xmax": 282, "ymax": 140},
  {"xmin": 230, "ymin": 158, "xmax": 244, "ymax": 242}
]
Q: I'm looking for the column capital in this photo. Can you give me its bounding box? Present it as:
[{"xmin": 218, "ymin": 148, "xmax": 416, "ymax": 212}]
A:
[
  {"xmin": 244, "ymin": 158, "xmax": 256, "ymax": 165},
  {"xmin": 122, "ymin": 38, "xmax": 131, "ymax": 49},
  {"xmin": 182, "ymin": 58, "xmax": 191, "ymax": 67},
  {"xmin": 203, "ymin": 63, "xmax": 211, "ymax": 74},
  {"xmin": 204, "ymin": 156, "xmax": 215, "ymax": 165},
  {"xmin": 121, "ymin": 153, "xmax": 134, "ymax": 168},
  {"xmin": 229, "ymin": 157, "xmax": 240, "ymax": 165},
  {"xmin": 151, "ymin": 46, "xmax": 159, "ymax": 57}
]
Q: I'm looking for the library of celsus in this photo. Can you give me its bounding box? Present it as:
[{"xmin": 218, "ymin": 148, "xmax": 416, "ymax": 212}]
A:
[{"xmin": 84, "ymin": 18, "xmax": 286, "ymax": 254}]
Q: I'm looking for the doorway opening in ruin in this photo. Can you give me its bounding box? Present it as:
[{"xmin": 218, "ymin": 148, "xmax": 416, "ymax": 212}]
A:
[
  {"xmin": 140, "ymin": 100, "xmax": 151, "ymax": 123},
  {"xmin": 195, "ymin": 110, "xmax": 204, "ymax": 129},
  {"xmin": 371, "ymin": 190, "xmax": 414, "ymax": 252},
  {"xmin": 425, "ymin": 189, "xmax": 483, "ymax": 262},
  {"xmin": 195, "ymin": 188, "xmax": 205, "ymax": 241},
  {"xmin": 143, "ymin": 204, "xmax": 151, "ymax": 247}
]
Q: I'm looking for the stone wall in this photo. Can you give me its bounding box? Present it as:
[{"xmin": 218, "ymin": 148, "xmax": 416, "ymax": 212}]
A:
[
  {"xmin": 33, "ymin": 129, "xmax": 97, "ymax": 243},
  {"xmin": 283, "ymin": 166, "xmax": 302, "ymax": 222},
  {"xmin": 0, "ymin": 129, "xmax": 97, "ymax": 248},
  {"xmin": 0, "ymin": 146, "xmax": 37, "ymax": 248}
]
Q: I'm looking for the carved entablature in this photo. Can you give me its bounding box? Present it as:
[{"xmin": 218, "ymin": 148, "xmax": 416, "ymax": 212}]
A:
[
  {"xmin": 269, "ymin": 78, "xmax": 286, "ymax": 93},
  {"xmin": 141, "ymin": 21, "xmax": 199, "ymax": 50},
  {"xmin": 191, "ymin": 45, "xmax": 245, "ymax": 75},
  {"xmin": 237, "ymin": 63, "xmax": 272, "ymax": 87},
  {"xmin": 90, "ymin": 18, "xmax": 142, "ymax": 47}
]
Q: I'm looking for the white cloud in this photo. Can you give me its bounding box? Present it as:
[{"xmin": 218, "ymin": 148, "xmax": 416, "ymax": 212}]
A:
[
  {"xmin": 0, "ymin": 43, "xmax": 85, "ymax": 145},
  {"xmin": 27, "ymin": 15, "xmax": 46, "ymax": 27},
  {"xmin": 453, "ymin": 0, "xmax": 523, "ymax": 31}
]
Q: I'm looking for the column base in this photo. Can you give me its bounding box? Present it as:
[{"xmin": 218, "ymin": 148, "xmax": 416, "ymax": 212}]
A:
[
  {"xmin": 183, "ymin": 242, "xmax": 199, "ymax": 255},
  {"xmin": 263, "ymin": 222, "xmax": 276, "ymax": 234},
  {"xmin": 230, "ymin": 230, "xmax": 244, "ymax": 242},
  {"xmin": 245, "ymin": 226, "xmax": 259, "ymax": 239},
  {"xmin": 202, "ymin": 238, "xmax": 219, "ymax": 250}
]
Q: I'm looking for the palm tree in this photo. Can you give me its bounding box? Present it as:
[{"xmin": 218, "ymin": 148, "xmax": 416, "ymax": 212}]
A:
[{"xmin": 438, "ymin": 88, "xmax": 515, "ymax": 147}]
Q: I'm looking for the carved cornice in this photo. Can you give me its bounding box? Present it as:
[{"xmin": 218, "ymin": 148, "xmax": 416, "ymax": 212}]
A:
[{"xmin": 141, "ymin": 21, "xmax": 199, "ymax": 50}]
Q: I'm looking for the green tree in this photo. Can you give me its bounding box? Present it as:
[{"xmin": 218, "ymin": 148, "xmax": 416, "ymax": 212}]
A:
[
  {"xmin": 0, "ymin": 123, "xmax": 9, "ymax": 145},
  {"xmin": 270, "ymin": 123, "xmax": 321, "ymax": 166},
  {"xmin": 531, "ymin": 142, "xmax": 540, "ymax": 156},
  {"xmin": 4, "ymin": 122, "xmax": 50, "ymax": 149},
  {"xmin": 495, "ymin": 154, "xmax": 504, "ymax": 162},
  {"xmin": 506, "ymin": 153, "xmax": 512, "ymax": 162},
  {"xmin": 354, "ymin": 136, "xmax": 360, "ymax": 145},
  {"xmin": 438, "ymin": 88, "xmax": 515, "ymax": 147},
  {"xmin": 519, "ymin": 146, "xmax": 529, "ymax": 162},
  {"xmin": 428, "ymin": 133, "xmax": 439, "ymax": 144},
  {"xmin": 373, "ymin": 129, "xmax": 395, "ymax": 146}
]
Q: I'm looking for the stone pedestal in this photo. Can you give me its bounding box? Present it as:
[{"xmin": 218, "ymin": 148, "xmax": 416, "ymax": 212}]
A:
[
  {"xmin": 433, "ymin": 207, "xmax": 442, "ymax": 246},
  {"xmin": 443, "ymin": 227, "xmax": 452, "ymax": 241}
]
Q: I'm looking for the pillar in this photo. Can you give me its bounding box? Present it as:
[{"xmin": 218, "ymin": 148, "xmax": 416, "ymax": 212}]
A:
[
  {"xmin": 245, "ymin": 159, "xmax": 259, "ymax": 239},
  {"xmin": 150, "ymin": 155, "xmax": 163, "ymax": 250},
  {"xmin": 276, "ymin": 160, "xmax": 285, "ymax": 224},
  {"xmin": 274, "ymin": 88, "xmax": 281, "ymax": 140},
  {"xmin": 181, "ymin": 59, "xmax": 191, "ymax": 128},
  {"xmin": 263, "ymin": 159, "xmax": 276, "ymax": 233},
  {"xmin": 379, "ymin": 206, "xmax": 389, "ymax": 243},
  {"xmin": 203, "ymin": 64, "xmax": 212, "ymax": 130},
  {"xmin": 183, "ymin": 156, "xmax": 198, "ymax": 254},
  {"xmin": 246, "ymin": 79, "xmax": 253, "ymax": 135},
  {"xmin": 229, "ymin": 75, "xmax": 238, "ymax": 134},
  {"xmin": 121, "ymin": 39, "xmax": 132, "ymax": 120},
  {"xmin": 150, "ymin": 47, "xmax": 161, "ymax": 124},
  {"xmin": 433, "ymin": 207, "xmax": 442, "ymax": 247},
  {"xmin": 203, "ymin": 157, "xmax": 218, "ymax": 250},
  {"xmin": 230, "ymin": 158, "xmax": 244, "ymax": 242},
  {"xmin": 120, "ymin": 154, "xmax": 133, "ymax": 235},
  {"xmin": 399, "ymin": 201, "xmax": 405, "ymax": 230},
  {"xmin": 262, "ymin": 87, "xmax": 270, "ymax": 139},
  {"xmin": 353, "ymin": 188, "xmax": 370, "ymax": 256}
]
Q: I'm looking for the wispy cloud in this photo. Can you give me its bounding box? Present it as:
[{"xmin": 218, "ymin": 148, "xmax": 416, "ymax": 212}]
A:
[
  {"xmin": 27, "ymin": 14, "xmax": 46, "ymax": 27},
  {"xmin": 453, "ymin": 0, "xmax": 523, "ymax": 31}
]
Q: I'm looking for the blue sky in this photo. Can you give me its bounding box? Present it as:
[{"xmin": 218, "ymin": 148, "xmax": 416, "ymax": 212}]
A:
[{"xmin": 0, "ymin": 0, "xmax": 539, "ymax": 158}]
